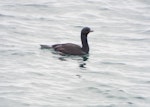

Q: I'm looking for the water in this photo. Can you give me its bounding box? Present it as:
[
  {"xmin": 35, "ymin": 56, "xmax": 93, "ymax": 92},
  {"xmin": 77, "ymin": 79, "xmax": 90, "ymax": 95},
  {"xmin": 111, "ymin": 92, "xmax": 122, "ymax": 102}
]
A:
[{"xmin": 0, "ymin": 0, "xmax": 150, "ymax": 107}]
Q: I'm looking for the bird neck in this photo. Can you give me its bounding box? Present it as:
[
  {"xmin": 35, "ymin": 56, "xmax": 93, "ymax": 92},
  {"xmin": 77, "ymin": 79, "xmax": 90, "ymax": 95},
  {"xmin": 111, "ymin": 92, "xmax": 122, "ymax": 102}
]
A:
[{"xmin": 81, "ymin": 33, "xmax": 89, "ymax": 53}]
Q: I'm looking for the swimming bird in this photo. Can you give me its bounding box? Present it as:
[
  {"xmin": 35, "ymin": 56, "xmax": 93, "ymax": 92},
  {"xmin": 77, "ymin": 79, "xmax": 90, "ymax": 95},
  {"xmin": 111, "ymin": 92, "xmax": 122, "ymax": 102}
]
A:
[{"xmin": 40, "ymin": 27, "xmax": 93, "ymax": 55}]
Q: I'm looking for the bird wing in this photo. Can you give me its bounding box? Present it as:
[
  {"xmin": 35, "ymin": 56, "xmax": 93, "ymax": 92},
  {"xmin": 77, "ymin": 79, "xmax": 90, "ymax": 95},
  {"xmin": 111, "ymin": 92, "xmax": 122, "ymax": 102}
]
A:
[{"xmin": 53, "ymin": 43, "xmax": 85, "ymax": 55}]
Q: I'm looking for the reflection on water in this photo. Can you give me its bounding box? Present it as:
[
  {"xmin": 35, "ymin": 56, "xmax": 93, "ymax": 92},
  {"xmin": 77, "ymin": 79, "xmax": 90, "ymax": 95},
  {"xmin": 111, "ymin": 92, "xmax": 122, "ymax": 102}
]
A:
[
  {"xmin": 57, "ymin": 53, "xmax": 89, "ymax": 68},
  {"xmin": 82, "ymin": 55, "xmax": 89, "ymax": 61},
  {"xmin": 79, "ymin": 63, "xmax": 86, "ymax": 68},
  {"xmin": 49, "ymin": 50, "xmax": 90, "ymax": 68},
  {"xmin": 58, "ymin": 57, "xmax": 67, "ymax": 61},
  {"xmin": 42, "ymin": 46, "xmax": 90, "ymax": 68},
  {"xmin": 79, "ymin": 55, "xmax": 89, "ymax": 68}
]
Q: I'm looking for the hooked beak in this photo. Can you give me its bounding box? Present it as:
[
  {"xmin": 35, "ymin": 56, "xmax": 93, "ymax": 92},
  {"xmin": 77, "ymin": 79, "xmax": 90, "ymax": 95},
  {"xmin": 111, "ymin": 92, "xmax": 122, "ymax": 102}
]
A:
[{"xmin": 90, "ymin": 30, "xmax": 94, "ymax": 32}]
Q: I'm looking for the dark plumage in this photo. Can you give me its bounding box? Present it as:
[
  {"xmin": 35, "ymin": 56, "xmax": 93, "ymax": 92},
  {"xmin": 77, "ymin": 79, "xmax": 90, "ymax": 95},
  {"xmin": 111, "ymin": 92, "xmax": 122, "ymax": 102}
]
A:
[{"xmin": 40, "ymin": 27, "xmax": 93, "ymax": 55}]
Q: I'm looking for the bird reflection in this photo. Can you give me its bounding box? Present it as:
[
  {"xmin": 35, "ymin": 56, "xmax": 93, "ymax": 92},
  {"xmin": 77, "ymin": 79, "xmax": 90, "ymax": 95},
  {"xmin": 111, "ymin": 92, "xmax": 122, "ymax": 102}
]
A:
[
  {"xmin": 58, "ymin": 54, "xmax": 89, "ymax": 68},
  {"xmin": 79, "ymin": 55, "xmax": 89, "ymax": 68}
]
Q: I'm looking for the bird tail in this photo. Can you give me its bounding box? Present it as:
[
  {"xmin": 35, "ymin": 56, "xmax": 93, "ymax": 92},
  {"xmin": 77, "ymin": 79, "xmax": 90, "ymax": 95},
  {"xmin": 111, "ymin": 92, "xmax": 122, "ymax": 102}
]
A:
[{"xmin": 40, "ymin": 45, "xmax": 52, "ymax": 49}]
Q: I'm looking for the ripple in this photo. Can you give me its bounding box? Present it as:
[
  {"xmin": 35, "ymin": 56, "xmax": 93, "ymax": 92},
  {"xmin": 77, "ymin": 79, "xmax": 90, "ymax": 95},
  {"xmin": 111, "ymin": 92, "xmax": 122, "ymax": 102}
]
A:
[
  {"xmin": 134, "ymin": 96, "xmax": 145, "ymax": 100},
  {"xmin": 123, "ymin": 38, "xmax": 150, "ymax": 42},
  {"xmin": 0, "ymin": 0, "xmax": 150, "ymax": 107},
  {"xmin": 87, "ymin": 87, "xmax": 103, "ymax": 93},
  {"xmin": 0, "ymin": 13, "xmax": 15, "ymax": 18},
  {"xmin": 101, "ymin": 61, "xmax": 126, "ymax": 65},
  {"xmin": 20, "ymin": 4, "xmax": 49, "ymax": 8},
  {"xmin": 0, "ymin": 98, "xmax": 29, "ymax": 107},
  {"xmin": 11, "ymin": 51, "xmax": 35, "ymax": 56}
]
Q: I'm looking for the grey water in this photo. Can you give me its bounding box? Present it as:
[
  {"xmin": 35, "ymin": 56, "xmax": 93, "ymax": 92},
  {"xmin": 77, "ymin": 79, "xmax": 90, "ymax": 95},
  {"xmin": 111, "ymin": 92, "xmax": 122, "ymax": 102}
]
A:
[{"xmin": 0, "ymin": 0, "xmax": 150, "ymax": 107}]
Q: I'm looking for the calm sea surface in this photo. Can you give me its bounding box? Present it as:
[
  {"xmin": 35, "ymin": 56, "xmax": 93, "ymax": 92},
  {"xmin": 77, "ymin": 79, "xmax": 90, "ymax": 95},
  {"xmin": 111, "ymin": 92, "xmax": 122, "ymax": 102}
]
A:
[{"xmin": 0, "ymin": 0, "xmax": 150, "ymax": 107}]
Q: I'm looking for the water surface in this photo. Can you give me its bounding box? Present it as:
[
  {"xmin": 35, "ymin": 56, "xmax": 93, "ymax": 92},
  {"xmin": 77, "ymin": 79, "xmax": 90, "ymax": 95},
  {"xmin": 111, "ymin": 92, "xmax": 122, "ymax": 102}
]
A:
[{"xmin": 0, "ymin": 0, "xmax": 150, "ymax": 107}]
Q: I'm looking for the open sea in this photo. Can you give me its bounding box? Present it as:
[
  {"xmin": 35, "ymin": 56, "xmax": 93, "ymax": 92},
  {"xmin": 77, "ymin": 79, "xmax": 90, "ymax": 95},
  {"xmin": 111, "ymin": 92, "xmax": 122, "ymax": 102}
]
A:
[{"xmin": 0, "ymin": 0, "xmax": 150, "ymax": 107}]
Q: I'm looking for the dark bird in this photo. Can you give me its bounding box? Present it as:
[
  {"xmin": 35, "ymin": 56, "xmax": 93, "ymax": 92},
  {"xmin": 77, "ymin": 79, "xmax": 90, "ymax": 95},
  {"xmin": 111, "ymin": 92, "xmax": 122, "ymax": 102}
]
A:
[{"xmin": 40, "ymin": 27, "xmax": 93, "ymax": 55}]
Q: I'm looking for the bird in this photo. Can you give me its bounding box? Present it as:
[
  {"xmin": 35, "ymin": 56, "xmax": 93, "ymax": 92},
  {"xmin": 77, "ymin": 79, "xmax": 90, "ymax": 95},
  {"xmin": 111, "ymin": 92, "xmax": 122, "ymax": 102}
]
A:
[{"xmin": 40, "ymin": 27, "xmax": 93, "ymax": 55}]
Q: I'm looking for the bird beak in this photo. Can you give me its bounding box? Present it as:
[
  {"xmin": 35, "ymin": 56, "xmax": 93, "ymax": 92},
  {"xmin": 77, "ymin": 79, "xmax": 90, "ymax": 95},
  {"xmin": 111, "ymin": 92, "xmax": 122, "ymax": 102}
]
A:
[{"xmin": 90, "ymin": 30, "xmax": 94, "ymax": 32}]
